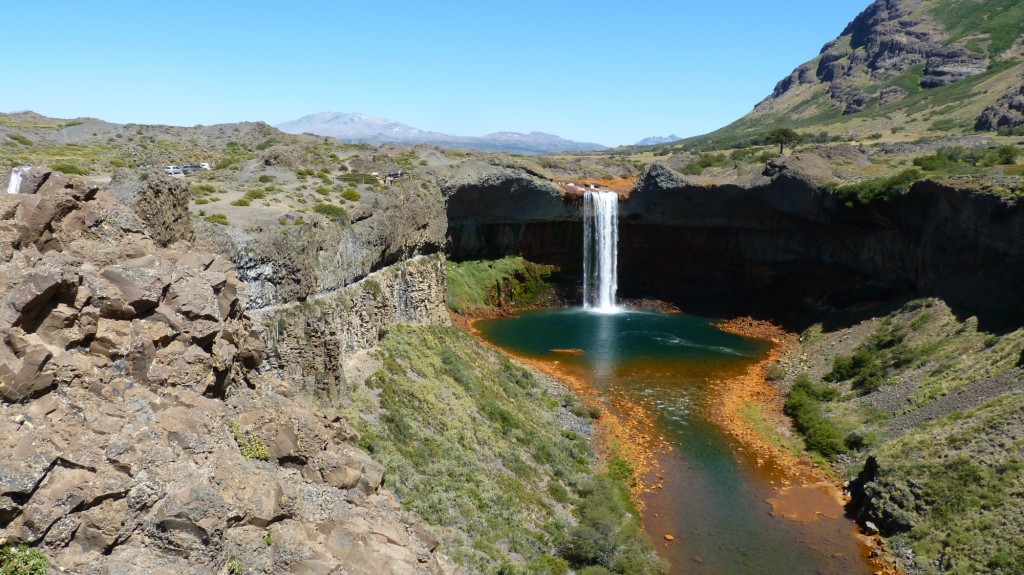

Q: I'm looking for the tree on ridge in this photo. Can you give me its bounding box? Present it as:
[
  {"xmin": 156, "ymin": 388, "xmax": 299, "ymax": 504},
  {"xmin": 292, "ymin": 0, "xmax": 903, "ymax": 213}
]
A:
[{"xmin": 765, "ymin": 128, "xmax": 802, "ymax": 154}]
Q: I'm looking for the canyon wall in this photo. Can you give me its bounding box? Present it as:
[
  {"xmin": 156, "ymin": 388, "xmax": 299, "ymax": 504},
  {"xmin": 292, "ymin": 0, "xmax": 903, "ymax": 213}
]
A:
[{"xmin": 445, "ymin": 157, "xmax": 1024, "ymax": 326}]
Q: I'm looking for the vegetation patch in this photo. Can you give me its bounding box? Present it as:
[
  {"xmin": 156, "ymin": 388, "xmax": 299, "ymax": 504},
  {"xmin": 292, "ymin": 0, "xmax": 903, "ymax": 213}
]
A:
[
  {"xmin": 786, "ymin": 298, "xmax": 1024, "ymax": 573},
  {"xmin": 340, "ymin": 326, "xmax": 663, "ymax": 574},
  {"xmin": 446, "ymin": 257, "xmax": 557, "ymax": 313},
  {"xmin": 0, "ymin": 545, "xmax": 49, "ymax": 575},
  {"xmin": 931, "ymin": 0, "xmax": 1024, "ymax": 57},
  {"xmin": 203, "ymin": 213, "xmax": 229, "ymax": 226},
  {"xmin": 831, "ymin": 169, "xmax": 922, "ymax": 206},
  {"xmin": 873, "ymin": 393, "xmax": 1024, "ymax": 574},
  {"xmin": 51, "ymin": 162, "xmax": 89, "ymax": 176},
  {"xmin": 783, "ymin": 374, "xmax": 847, "ymax": 460},
  {"xmin": 312, "ymin": 202, "xmax": 349, "ymax": 225},
  {"xmin": 228, "ymin": 419, "xmax": 270, "ymax": 460},
  {"xmin": 6, "ymin": 134, "xmax": 32, "ymax": 146}
]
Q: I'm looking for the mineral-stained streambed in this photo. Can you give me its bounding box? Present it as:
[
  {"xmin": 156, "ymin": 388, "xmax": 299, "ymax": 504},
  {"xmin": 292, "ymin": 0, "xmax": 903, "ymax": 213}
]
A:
[{"xmin": 477, "ymin": 308, "xmax": 875, "ymax": 575}]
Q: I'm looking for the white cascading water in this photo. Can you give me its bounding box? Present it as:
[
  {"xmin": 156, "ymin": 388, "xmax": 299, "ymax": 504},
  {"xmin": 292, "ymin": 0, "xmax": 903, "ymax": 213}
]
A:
[
  {"xmin": 582, "ymin": 190, "xmax": 619, "ymax": 313},
  {"xmin": 6, "ymin": 167, "xmax": 25, "ymax": 194}
]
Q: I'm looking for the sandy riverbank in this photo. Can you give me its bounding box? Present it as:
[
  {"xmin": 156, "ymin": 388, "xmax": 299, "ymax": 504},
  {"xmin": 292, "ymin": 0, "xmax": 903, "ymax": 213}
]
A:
[
  {"xmin": 714, "ymin": 316, "xmax": 901, "ymax": 575},
  {"xmin": 453, "ymin": 311, "xmax": 668, "ymax": 501}
]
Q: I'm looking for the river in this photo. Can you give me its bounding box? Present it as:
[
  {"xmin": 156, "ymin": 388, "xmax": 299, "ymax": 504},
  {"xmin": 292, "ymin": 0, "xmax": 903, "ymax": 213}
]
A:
[{"xmin": 476, "ymin": 308, "xmax": 876, "ymax": 575}]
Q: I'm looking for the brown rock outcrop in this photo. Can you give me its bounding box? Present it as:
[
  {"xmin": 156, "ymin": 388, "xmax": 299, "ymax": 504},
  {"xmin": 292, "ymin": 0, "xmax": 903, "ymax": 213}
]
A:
[
  {"xmin": 1, "ymin": 174, "xmax": 459, "ymax": 574},
  {"xmin": 759, "ymin": 0, "xmax": 990, "ymax": 114}
]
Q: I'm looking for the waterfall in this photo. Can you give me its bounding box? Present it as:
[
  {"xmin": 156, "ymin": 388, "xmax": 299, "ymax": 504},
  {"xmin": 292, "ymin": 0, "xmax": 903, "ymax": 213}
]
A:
[
  {"xmin": 583, "ymin": 190, "xmax": 619, "ymax": 313},
  {"xmin": 6, "ymin": 167, "xmax": 25, "ymax": 194}
]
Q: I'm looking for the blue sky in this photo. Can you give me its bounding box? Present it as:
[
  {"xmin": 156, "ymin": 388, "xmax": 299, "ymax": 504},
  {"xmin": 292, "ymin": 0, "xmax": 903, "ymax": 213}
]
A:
[{"xmin": 5, "ymin": 1, "xmax": 868, "ymax": 146}]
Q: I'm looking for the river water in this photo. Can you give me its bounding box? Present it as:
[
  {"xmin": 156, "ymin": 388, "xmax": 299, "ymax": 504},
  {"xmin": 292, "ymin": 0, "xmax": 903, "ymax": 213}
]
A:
[{"xmin": 477, "ymin": 308, "xmax": 875, "ymax": 575}]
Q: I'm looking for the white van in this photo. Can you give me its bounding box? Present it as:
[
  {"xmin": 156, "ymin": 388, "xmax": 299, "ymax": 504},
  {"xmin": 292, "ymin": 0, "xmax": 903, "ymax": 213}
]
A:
[{"xmin": 164, "ymin": 165, "xmax": 182, "ymax": 175}]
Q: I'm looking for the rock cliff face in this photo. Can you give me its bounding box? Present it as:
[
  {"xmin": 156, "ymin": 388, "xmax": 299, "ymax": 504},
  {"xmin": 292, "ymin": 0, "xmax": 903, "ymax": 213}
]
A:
[
  {"xmin": 446, "ymin": 157, "xmax": 1024, "ymax": 326},
  {"xmin": 255, "ymin": 254, "xmax": 448, "ymax": 400},
  {"xmin": 194, "ymin": 176, "xmax": 447, "ymax": 310},
  {"xmin": 0, "ymin": 172, "xmax": 458, "ymax": 574},
  {"xmin": 975, "ymin": 75, "xmax": 1024, "ymax": 131},
  {"xmin": 442, "ymin": 162, "xmax": 581, "ymax": 265},
  {"xmin": 764, "ymin": 0, "xmax": 990, "ymax": 107},
  {"xmin": 748, "ymin": 0, "xmax": 1024, "ymax": 132}
]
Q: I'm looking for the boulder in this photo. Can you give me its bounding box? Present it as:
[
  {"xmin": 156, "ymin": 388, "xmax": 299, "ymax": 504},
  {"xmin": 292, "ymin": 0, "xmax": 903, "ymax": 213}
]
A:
[
  {"xmin": 106, "ymin": 169, "xmax": 194, "ymax": 248},
  {"xmin": 975, "ymin": 79, "xmax": 1024, "ymax": 132}
]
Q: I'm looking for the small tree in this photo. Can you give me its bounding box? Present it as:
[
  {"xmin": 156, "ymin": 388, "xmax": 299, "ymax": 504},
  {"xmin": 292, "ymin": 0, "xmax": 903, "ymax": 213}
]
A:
[{"xmin": 765, "ymin": 128, "xmax": 802, "ymax": 154}]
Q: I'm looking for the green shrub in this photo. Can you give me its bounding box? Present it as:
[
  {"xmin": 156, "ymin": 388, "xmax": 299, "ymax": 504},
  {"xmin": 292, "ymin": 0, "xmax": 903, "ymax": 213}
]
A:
[
  {"xmin": 258, "ymin": 174, "xmax": 275, "ymax": 183},
  {"xmin": 214, "ymin": 158, "xmax": 239, "ymax": 170},
  {"xmin": 784, "ymin": 375, "xmax": 847, "ymax": 460},
  {"xmin": 312, "ymin": 203, "xmax": 349, "ymax": 225},
  {"xmin": 561, "ymin": 475, "xmax": 667, "ymax": 574},
  {"xmin": 192, "ymin": 183, "xmax": 217, "ymax": 196},
  {"xmin": 227, "ymin": 555, "xmax": 243, "ymax": 575},
  {"xmin": 244, "ymin": 188, "xmax": 267, "ymax": 200},
  {"xmin": 833, "ymin": 169, "xmax": 921, "ymax": 205},
  {"xmin": 231, "ymin": 197, "xmax": 251, "ymax": 207},
  {"xmin": 606, "ymin": 456, "xmax": 634, "ymax": 485},
  {"xmin": 255, "ymin": 138, "xmax": 278, "ymax": 151},
  {"xmin": 341, "ymin": 189, "xmax": 361, "ymax": 201},
  {"xmin": 204, "ymin": 213, "xmax": 229, "ymax": 226},
  {"xmin": 6, "ymin": 134, "xmax": 33, "ymax": 146},
  {"xmin": 228, "ymin": 419, "xmax": 269, "ymax": 460},
  {"xmin": 0, "ymin": 545, "xmax": 49, "ymax": 575},
  {"xmin": 578, "ymin": 568, "xmax": 615, "ymax": 575},
  {"xmin": 996, "ymin": 145, "xmax": 1020, "ymax": 165},
  {"xmin": 51, "ymin": 162, "xmax": 89, "ymax": 176}
]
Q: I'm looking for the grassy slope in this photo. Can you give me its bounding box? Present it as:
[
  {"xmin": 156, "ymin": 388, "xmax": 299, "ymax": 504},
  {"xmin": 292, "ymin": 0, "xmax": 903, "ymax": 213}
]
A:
[
  {"xmin": 340, "ymin": 325, "xmax": 664, "ymax": 574},
  {"xmin": 660, "ymin": 0, "xmax": 1024, "ymax": 152},
  {"xmin": 777, "ymin": 299, "xmax": 1024, "ymax": 574},
  {"xmin": 446, "ymin": 257, "xmax": 558, "ymax": 314}
]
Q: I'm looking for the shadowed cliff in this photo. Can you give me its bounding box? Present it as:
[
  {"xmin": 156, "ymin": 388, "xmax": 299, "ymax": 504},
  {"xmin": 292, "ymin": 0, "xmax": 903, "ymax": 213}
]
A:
[{"xmin": 445, "ymin": 156, "xmax": 1024, "ymax": 330}]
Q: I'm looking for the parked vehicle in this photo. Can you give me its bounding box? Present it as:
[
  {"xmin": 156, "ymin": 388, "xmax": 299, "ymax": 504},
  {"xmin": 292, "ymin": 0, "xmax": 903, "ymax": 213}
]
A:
[
  {"xmin": 199, "ymin": 162, "xmax": 211, "ymax": 170},
  {"xmin": 163, "ymin": 165, "xmax": 182, "ymax": 175},
  {"xmin": 182, "ymin": 164, "xmax": 203, "ymax": 174}
]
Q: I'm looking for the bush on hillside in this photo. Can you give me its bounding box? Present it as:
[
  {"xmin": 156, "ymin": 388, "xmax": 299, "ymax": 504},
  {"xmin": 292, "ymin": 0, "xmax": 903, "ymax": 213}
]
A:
[
  {"xmin": 312, "ymin": 203, "xmax": 349, "ymax": 225},
  {"xmin": 832, "ymin": 169, "xmax": 921, "ymax": 205},
  {"xmin": 784, "ymin": 374, "xmax": 848, "ymax": 460}
]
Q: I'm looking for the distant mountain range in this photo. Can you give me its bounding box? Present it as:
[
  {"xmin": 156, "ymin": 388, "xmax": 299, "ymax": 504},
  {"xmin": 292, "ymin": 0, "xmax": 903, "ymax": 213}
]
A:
[
  {"xmin": 276, "ymin": 112, "xmax": 608, "ymax": 154},
  {"xmin": 635, "ymin": 134, "xmax": 681, "ymax": 146}
]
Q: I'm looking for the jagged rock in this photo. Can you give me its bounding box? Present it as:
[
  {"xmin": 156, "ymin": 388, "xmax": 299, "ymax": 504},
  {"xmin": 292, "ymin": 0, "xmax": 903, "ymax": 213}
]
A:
[
  {"xmin": 762, "ymin": 153, "xmax": 834, "ymax": 187},
  {"xmin": 976, "ymin": 79, "xmax": 1024, "ymax": 131},
  {"xmin": 1, "ymin": 167, "xmax": 49, "ymax": 196},
  {"xmin": 106, "ymin": 169, "xmax": 194, "ymax": 248},
  {"xmin": 879, "ymin": 85, "xmax": 907, "ymax": 105},
  {"xmin": 99, "ymin": 258, "xmax": 172, "ymax": 314},
  {"xmin": 1, "ymin": 177, "xmax": 455, "ymax": 574},
  {"xmin": 921, "ymin": 45, "xmax": 989, "ymax": 88},
  {"xmin": 0, "ymin": 337, "xmax": 55, "ymax": 402},
  {"xmin": 761, "ymin": 0, "xmax": 990, "ymax": 114},
  {"xmin": 828, "ymin": 83, "xmax": 872, "ymax": 115}
]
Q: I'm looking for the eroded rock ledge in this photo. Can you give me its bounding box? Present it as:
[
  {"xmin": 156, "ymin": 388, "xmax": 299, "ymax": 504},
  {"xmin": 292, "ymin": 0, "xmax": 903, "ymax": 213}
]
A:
[{"xmin": 0, "ymin": 173, "xmax": 459, "ymax": 574}]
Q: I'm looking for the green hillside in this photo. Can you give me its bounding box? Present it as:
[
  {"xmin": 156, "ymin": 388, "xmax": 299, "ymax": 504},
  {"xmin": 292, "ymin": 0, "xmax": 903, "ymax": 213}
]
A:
[{"xmin": 674, "ymin": 0, "xmax": 1024, "ymax": 151}]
